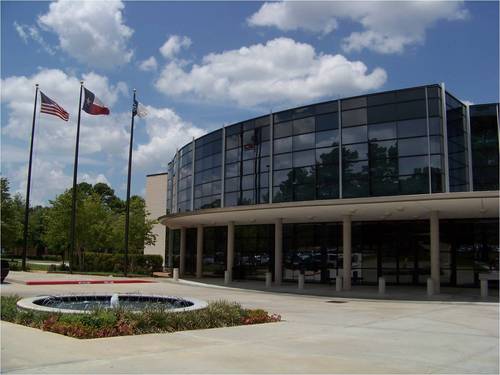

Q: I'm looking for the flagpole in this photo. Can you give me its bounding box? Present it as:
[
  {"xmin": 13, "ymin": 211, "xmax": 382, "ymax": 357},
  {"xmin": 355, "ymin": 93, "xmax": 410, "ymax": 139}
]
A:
[
  {"xmin": 124, "ymin": 89, "xmax": 136, "ymax": 276},
  {"xmin": 22, "ymin": 84, "xmax": 39, "ymax": 271},
  {"xmin": 69, "ymin": 81, "xmax": 84, "ymax": 273}
]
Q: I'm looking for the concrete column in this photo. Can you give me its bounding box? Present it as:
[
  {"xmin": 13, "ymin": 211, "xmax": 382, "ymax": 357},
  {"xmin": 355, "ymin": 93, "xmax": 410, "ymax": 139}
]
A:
[
  {"xmin": 298, "ymin": 274, "xmax": 304, "ymax": 290},
  {"xmin": 196, "ymin": 225, "xmax": 203, "ymax": 279},
  {"xmin": 378, "ymin": 277, "xmax": 386, "ymax": 294},
  {"xmin": 342, "ymin": 216, "xmax": 352, "ymax": 291},
  {"xmin": 167, "ymin": 228, "xmax": 174, "ymax": 268},
  {"xmin": 480, "ymin": 279, "xmax": 488, "ymax": 298},
  {"xmin": 335, "ymin": 276, "xmax": 342, "ymax": 292},
  {"xmin": 274, "ymin": 218, "xmax": 283, "ymax": 285},
  {"xmin": 173, "ymin": 268, "xmax": 179, "ymax": 281},
  {"xmin": 226, "ymin": 221, "xmax": 235, "ymax": 282},
  {"xmin": 179, "ymin": 227, "xmax": 186, "ymax": 277},
  {"xmin": 265, "ymin": 272, "xmax": 272, "ymax": 288},
  {"xmin": 430, "ymin": 211, "xmax": 440, "ymax": 294}
]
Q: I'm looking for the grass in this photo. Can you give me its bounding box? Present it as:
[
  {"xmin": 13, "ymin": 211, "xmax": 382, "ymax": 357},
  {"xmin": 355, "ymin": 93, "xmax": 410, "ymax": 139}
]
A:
[{"xmin": 1, "ymin": 295, "xmax": 281, "ymax": 339}]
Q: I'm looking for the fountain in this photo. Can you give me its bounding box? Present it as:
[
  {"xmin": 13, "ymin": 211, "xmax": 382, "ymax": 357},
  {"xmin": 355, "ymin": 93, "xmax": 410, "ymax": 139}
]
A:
[{"xmin": 17, "ymin": 294, "xmax": 208, "ymax": 314}]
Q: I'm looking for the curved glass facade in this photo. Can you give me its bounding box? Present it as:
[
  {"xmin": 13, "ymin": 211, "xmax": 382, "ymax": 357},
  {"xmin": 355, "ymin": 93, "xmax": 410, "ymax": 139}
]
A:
[{"xmin": 166, "ymin": 84, "xmax": 488, "ymax": 214}]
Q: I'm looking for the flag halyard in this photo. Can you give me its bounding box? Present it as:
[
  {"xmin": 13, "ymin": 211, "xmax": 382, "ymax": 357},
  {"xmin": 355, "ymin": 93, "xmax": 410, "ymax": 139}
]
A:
[{"xmin": 40, "ymin": 91, "xmax": 69, "ymax": 121}]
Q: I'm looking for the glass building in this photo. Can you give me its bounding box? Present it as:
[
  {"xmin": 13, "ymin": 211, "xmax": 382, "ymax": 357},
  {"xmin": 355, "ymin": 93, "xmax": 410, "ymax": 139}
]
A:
[{"xmin": 155, "ymin": 84, "xmax": 499, "ymax": 289}]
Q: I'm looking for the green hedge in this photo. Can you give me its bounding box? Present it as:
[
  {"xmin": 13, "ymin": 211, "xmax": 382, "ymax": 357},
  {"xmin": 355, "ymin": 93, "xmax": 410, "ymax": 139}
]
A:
[{"xmin": 82, "ymin": 252, "xmax": 163, "ymax": 275}]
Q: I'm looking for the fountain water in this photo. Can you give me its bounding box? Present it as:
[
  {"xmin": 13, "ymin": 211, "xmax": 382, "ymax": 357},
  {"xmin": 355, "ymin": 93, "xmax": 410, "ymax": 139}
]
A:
[{"xmin": 110, "ymin": 293, "xmax": 119, "ymax": 308}]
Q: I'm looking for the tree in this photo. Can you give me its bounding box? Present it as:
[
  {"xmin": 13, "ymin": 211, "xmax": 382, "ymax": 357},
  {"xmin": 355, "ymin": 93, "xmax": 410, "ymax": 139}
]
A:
[
  {"xmin": 0, "ymin": 178, "xmax": 24, "ymax": 252},
  {"xmin": 112, "ymin": 196, "xmax": 156, "ymax": 254}
]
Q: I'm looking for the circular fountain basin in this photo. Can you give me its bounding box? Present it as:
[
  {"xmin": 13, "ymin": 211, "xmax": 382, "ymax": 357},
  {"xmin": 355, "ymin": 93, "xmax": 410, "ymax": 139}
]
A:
[{"xmin": 17, "ymin": 294, "xmax": 208, "ymax": 314}]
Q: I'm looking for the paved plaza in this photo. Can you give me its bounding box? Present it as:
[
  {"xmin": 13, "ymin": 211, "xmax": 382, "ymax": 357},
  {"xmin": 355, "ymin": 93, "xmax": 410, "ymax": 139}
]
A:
[{"xmin": 1, "ymin": 272, "xmax": 499, "ymax": 374}]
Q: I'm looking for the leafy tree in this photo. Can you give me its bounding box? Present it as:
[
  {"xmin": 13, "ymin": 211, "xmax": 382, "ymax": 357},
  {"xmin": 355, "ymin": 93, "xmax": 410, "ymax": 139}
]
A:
[
  {"xmin": 0, "ymin": 178, "xmax": 24, "ymax": 252},
  {"xmin": 112, "ymin": 196, "xmax": 156, "ymax": 254}
]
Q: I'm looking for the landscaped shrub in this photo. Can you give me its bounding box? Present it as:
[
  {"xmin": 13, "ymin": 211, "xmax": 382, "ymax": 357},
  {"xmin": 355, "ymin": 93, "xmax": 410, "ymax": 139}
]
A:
[
  {"xmin": 1, "ymin": 296, "xmax": 281, "ymax": 339},
  {"xmin": 81, "ymin": 252, "xmax": 163, "ymax": 275}
]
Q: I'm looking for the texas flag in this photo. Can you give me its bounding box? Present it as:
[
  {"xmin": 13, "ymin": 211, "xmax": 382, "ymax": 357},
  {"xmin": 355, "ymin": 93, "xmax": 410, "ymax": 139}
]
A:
[{"xmin": 82, "ymin": 87, "xmax": 110, "ymax": 115}]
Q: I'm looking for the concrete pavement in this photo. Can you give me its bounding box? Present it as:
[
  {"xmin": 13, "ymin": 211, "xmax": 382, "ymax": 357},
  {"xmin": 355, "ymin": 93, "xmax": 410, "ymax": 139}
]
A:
[{"xmin": 1, "ymin": 272, "xmax": 498, "ymax": 374}]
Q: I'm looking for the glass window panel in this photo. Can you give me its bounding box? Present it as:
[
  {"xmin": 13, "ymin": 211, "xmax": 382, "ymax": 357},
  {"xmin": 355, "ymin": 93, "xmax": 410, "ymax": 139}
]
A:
[
  {"xmin": 397, "ymin": 100, "xmax": 426, "ymax": 120},
  {"xmin": 293, "ymin": 133, "xmax": 315, "ymax": 150},
  {"xmin": 370, "ymin": 158, "xmax": 398, "ymax": 177},
  {"xmin": 396, "ymin": 88, "xmax": 425, "ymax": 102},
  {"xmin": 259, "ymin": 172, "xmax": 269, "ymax": 188},
  {"xmin": 368, "ymin": 122, "xmax": 397, "ymax": 141},
  {"xmin": 293, "ymin": 106, "xmax": 315, "ymax": 119},
  {"xmin": 427, "ymin": 86, "xmax": 441, "ymax": 98},
  {"xmin": 294, "ymin": 184, "xmax": 315, "ymax": 201},
  {"xmin": 397, "ymin": 118, "xmax": 427, "ymax": 138},
  {"xmin": 342, "ymin": 125, "xmax": 367, "ymax": 144},
  {"xmin": 274, "ymin": 121, "xmax": 292, "ymax": 138},
  {"xmin": 260, "ymin": 126, "xmax": 270, "ymax": 141},
  {"xmin": 242, "ymin": 159, "xmax": 255, "ymax": 175},
  {"xmin": 225, "ymin": 177, "xmax": 239, "ymax": 192},
  {"xmin": 293, "ymin": 150, "xmax": 316, "ymax": 167},
  {"xmin": 226, "ymin": 148, "xmax": 241, "ymax": 164},
  {"xmin": 260, "ymin": 141, "xmax": 270, "ymax": 156},
  {"xmin": 226, "ymin": 124, "xmax": 241, "ymax": 136},
  {"xmin": 242, "ymin": 120, "xmax": 254, "ymax": 131},
  {"xmin": 316, "ymin": 129, "xmax": 339, "ymax": 148},
  {"xmin": 344, "ymin": 160, "xmax": 368, "ymax": 175},
  {"xmin": 316, "ymin": 113, "xmax": 338, "ymax": 131},
  {"xmin": 430, "ymin": 136, "xmax": 442, "ymax": 154},
  {"xmin": 274, "ymin": 153, "xmax": 292, "ymax": 170},
  {"xmin": 343, "ymin": 143, "xmax": 368, "ymax": 162},
  {"xmin": 259, "ymin": 156, "xmax": 270, "ymax": 171},
  {"xmin": 367, "ymin": 92, "xmax": 396, "ymax": 106},
  {"xmin": 430, "ymin": 155, "xmax": 442, "ymax": 172},
  {"xmin": 316, "ymin": 147, "xmax": 339, "ymax": 165},
  {"xmin": 369, "ymin": 140, "xmax": 398, "ymax": 160},
  {"xmin": 315, "ymin": 101, "xmax": 338, "ymax": 114},
  {"xmin": 398, "ymin": 137, "xmax": 428, "ymax": 157},
  {"xmin": 428, "ymin": 98, "xmax": 441, "ymax": 117},
  {"xmin": 274, "ymin": 110, "xmax": 292, "ymax": 124},
  {"xmin": 317, "ymin": 164, "xmax": 338, "ymax": 184},
  {"xmin": 293, "ymin": 166, "xmax": 315, "ymax": 184},
  {"xmin": 398, "ymin": 156, "xmax": 428, "ymax": 175},
  {"xmin": 399, "ymin": 172, "xmax": 429, "ymax": 194},
  {"xmin": 367, "ymin": 103, "xmax": 397, "ymax": 124},
  {"xmin": 242, "ymin": 175, "xmax": 255, "ymax": 190},
  {"xmin": 225, "ymin": 162, "xmax": 240, "ymax": 178},
  {"xmin": 429, "ymin": 117, "xmax": 442, "ymax": 135},
  {"xmin": 293, "ymin": 117, "xmax": 315, "ymax": 134},
  {"xmin": 243, "ymin": 130, "xmax": 255, "ymax": 147},
  {"xmin": 371, "ymin": 177, "xmax": 399, "ymax": 196},
  {"xmin": 225, "ymin": 192, "xmax": 238, "ymax": 207},
  {"xmin": 238, "ymin": 190, "xmax": 255, "ymax": 206},
  {"xmin": 342, "ymin": 108, "xmax": 367, "ymax": 127},
  {"xmin": 258, "ymin": 189, "xmax": 269, "ymax": 204},
  {"xmin": 342, "ymin": 97, "xmax": 366, "ymax": 110},
  {"xmin": 273, "ymin": 169, "xmax": 293, "ymax": 186},
  {"xmin": 317, "ymin": 184, "xmax": 339, "ymax": 199},
  {"xmin": 274, "ymin": 137, "xmax": 292, "ymax": 154},
  {"xmin": 273, "ymin": 185, "xmax": 293, "ymax": 203}
]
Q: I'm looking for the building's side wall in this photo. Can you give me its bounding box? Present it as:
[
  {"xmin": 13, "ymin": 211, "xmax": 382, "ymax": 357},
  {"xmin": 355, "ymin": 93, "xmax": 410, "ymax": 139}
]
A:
[{"xmin": 144, "ymin": 173, "xmax": 168, "ymax": 265}]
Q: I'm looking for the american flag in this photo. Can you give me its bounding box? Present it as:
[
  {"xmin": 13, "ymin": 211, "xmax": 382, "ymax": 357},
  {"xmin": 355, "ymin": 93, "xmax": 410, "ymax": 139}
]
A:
[{"xmin": 40, "ymin": 91, "xmax": 69, "ymax": 121}]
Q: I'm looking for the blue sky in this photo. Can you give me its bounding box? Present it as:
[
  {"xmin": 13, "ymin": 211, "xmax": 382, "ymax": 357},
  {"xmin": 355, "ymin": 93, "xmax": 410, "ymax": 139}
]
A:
[{"xmin": 1, "ymin": 1, "xmax": 498, "ymax": 205}]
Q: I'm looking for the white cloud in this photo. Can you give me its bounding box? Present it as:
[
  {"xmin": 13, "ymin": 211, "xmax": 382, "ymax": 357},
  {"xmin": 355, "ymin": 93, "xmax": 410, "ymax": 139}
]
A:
[
  {"xmin": 0, "ymin": 69, "xmax": 129, "ymax": 203},
  {"xmin": 38, "ymin": 0, "xmax": 133, "ymax": 68},
  {"xmin": 1, "ymin": 68, "xmax": 202, "ymax": 203},
  {"xmin": 159, "ymin": 35, "xmax": 192, "ymax": 59},
  {"xmin": 155, "ymin": 37, "xmax": 387, "ymax": 107},
  {"xmin": 248, "ymin": 1, "xmax": 468, "ymax": 54},
  {"xmin": 138, "ymin": 56, "xmax": 158, "ymax": 72},
  {"xmin": 13, "ymin": 21, "xmax": 55, "ymax": 55},
  {"xmin": 133, "ymin": 106, "xmax": 206, "ymax": 172}
]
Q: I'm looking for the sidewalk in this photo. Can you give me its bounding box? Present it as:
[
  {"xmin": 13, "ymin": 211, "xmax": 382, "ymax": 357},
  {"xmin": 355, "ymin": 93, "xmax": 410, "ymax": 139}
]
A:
[{"xmin": 1, "ymin": 272, "xmax": 499, "ymax": 374}]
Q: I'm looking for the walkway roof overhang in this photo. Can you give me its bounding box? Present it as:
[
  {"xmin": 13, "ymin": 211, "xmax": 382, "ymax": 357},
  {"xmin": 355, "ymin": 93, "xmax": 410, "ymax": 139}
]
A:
[{"xmin": 159, "ymin": 191, "xmax": 499, "ymax": 229}]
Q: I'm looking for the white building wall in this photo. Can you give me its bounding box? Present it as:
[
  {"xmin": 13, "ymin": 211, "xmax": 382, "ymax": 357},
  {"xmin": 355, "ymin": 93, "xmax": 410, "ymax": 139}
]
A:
[{"xmin": 144, "ymin": 173, "xmax": 168, "ymax": 266}]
